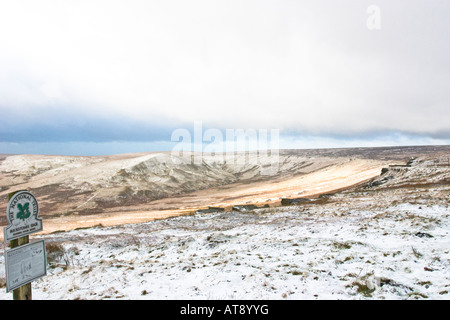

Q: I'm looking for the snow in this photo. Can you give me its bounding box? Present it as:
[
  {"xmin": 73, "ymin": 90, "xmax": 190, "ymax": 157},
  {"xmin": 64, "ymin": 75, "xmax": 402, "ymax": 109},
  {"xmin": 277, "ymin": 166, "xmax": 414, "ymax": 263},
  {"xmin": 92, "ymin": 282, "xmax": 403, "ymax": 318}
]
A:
[
  {"xmin": 1, "ymin": 201, "xmax": 449, "ymax": 300},
  {"xmin": 1, "ymin": 151, "xmax": 449, "ymax": 300}
]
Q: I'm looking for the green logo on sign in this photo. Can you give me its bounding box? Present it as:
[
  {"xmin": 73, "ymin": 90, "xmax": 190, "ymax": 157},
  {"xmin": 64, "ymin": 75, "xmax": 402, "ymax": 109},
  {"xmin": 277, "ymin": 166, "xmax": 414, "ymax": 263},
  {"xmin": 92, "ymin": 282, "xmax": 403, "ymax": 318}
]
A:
[{"xmin": 17, "ymin": 202, "xmax": 31, "ymax": 221}]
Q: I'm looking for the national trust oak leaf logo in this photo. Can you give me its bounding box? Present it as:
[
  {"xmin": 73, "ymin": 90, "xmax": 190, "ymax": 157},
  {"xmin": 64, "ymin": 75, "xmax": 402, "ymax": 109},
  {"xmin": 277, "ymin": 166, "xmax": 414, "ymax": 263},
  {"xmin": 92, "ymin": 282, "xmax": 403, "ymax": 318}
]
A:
[{"xmin": 17, "ymin": 202, "xmax": 32, "ymax": 221}]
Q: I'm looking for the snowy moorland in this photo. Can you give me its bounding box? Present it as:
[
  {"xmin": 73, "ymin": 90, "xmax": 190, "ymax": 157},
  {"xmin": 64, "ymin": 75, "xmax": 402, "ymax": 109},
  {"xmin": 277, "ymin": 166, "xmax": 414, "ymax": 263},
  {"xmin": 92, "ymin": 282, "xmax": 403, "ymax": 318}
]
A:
[{"xmin": 1, "ymin": 157, "xmax": 449, "ymax": 300}]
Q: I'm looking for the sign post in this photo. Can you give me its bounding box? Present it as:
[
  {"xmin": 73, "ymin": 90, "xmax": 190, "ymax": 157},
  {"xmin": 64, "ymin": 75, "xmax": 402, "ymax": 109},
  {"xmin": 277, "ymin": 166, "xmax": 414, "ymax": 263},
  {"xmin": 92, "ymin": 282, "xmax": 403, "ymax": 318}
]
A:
[
  {"xmin": 3, "ymin": 190, "xmax": 47, "ymax": 300},
  {"xmin": 5, "ymin": 240, "xmax": 47, "ymax": 295},
  {"xmin": 4, "ymin": 190, "xmax": 43, "ymax": 242}
]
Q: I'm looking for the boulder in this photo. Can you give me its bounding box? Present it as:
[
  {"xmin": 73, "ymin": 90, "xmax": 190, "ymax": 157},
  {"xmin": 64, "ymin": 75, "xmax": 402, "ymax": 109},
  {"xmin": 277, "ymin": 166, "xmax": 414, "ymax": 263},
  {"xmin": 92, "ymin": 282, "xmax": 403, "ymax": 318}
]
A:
[
  {"xmin": 231, "ymin": 205, "xmax": 258, "ymax": 212},
  {"xmin": 195, "ymin": 207, "xmax": 225, "ymax": 214},
  {"xmin": 281, "ymin": 197, "xmax": 311, "ymax": 206}
]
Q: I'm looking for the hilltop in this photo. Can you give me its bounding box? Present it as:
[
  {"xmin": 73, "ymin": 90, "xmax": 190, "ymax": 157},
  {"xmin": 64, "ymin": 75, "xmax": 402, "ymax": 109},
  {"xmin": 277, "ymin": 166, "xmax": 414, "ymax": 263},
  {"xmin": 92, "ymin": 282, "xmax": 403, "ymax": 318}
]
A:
[{"xmin": 1, "ymin": 145, "xmax": 449, "ymax": 235}]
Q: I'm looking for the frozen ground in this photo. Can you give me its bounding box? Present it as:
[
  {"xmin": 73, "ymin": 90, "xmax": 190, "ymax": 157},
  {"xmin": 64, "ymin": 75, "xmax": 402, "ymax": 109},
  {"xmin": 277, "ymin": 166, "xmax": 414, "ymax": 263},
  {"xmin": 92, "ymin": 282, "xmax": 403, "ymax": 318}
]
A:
[
  {"xmin": 1, "ymin": 156, "xmax": 449, "ymax": 300},
  {"xmin": 1, "ymin": 203, "xmax": 449, "ymax": 300}
]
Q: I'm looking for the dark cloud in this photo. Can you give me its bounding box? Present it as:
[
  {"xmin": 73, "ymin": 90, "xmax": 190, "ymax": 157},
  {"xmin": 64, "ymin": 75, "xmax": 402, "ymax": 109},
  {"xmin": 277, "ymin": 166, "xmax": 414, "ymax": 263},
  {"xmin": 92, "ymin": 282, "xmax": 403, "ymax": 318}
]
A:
[
  {"xmin": 0, "ymin": 0, "xmax": 449, "ymax": 152},
  {"xmin": 0, "ymin": 106, "xmax": 186, "ymax": 143}
]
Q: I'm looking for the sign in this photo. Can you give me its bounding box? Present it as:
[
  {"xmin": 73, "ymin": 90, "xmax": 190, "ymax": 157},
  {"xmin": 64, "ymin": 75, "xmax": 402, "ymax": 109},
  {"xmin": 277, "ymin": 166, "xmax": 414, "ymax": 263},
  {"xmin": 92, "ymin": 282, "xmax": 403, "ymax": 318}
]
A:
[
  {"xmin": 4, "ymin": 191, "xmax": 43, "ymax": 241},
  {"xmin": 5, "ymin": 240, "xmax": 47, "ymax": 292}
]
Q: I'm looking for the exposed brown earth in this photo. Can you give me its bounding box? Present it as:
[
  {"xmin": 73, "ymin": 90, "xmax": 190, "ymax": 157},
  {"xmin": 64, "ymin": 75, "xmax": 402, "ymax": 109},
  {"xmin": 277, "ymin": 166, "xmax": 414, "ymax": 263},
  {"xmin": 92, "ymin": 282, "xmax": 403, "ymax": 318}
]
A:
[{"xmin": 0, "ymin": 145, "xmax": 449, "ymax": 238}]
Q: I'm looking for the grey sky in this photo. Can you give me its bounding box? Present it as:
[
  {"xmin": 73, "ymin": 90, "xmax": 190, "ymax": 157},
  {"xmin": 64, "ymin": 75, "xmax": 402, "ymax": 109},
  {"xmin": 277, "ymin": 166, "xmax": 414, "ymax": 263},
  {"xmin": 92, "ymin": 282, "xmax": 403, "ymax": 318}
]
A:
[{"xmin": 0, "ymin": 0, "xmax": 449, "ymax": 154}]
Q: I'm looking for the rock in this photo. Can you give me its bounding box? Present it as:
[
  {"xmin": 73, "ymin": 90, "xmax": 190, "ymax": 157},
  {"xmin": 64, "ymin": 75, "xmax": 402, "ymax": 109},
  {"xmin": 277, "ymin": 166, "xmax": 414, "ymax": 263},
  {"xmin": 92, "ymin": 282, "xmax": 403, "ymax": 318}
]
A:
[
  {"xmin": 205, "ymin": 233, "xmax": 233, "ymax": 248},
  {"xmin": 415, "ymin": 232, "xmax": 433, "ymax": 238},
  {"xmin": 365, "ymin": 175, "xmax": 394, "ymax": 188},
  {"xmin": 195, "ymin": 207, "xmax": 225, "ymax": 214},
  {"xmin": 231, "ymin": 205, "xmax": 258, "ymax": 212},
  {"xmin": 407, "ymin": 157, "xmax": 417, "ymax": 166},
  {"xmin": 208, "ymin": 206, "xmax": 225, "ymax": 212},
  {"xmin": 281, "ymin": 198, "xmax": 311, "ymax": 206},
  {"xmin": 319, "ymin": 193, "xmax": 335, "ymax": 199}
]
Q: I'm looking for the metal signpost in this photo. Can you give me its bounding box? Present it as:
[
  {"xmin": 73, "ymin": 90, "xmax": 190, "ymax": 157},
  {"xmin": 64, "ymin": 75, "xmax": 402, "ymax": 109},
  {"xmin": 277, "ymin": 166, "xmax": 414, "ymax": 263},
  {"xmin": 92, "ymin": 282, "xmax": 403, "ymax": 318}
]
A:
[
  {"xmin": 4, "ymin": 191, "xmax": 43, "ymax": 241},
  {"xmin": 5, "ymin": 240, "xmax": 47, "ymax": 293},
  {"xmin": 3, "ymin": 191, "xmax": 47, "ymax": 300}
]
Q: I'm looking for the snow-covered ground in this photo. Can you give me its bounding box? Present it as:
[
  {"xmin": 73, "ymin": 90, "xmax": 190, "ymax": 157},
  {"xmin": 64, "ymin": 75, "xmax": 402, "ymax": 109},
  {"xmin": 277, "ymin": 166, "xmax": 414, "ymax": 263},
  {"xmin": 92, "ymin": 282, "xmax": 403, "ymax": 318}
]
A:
[
  {"xmin": 1, "ymin": 202, "xmax": 448, "ymax": 300},
  {"xmin": 1, "ymin": 157, "xmax": 449, "ymax": 300}
]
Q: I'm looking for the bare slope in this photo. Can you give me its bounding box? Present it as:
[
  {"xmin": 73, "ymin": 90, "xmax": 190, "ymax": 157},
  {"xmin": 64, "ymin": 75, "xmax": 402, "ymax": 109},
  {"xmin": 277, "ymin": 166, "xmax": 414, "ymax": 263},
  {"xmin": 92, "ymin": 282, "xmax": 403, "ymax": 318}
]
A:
[{"xmin": 0, "ymin": 146, "xmax": 448, "ymax": 235}]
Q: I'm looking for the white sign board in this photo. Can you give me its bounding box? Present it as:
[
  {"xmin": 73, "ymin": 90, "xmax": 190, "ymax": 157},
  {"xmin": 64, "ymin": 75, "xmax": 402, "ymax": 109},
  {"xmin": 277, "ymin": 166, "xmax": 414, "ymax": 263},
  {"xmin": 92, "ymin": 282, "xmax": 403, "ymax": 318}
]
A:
[
  {"xmin": 4, "ymin": 191, "xmax": 43, "ymax": 241},
  {"xmin": 5, "ymin": 240, "xmax": 47, "ymax": 292}
]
